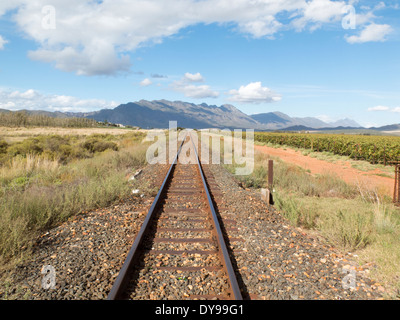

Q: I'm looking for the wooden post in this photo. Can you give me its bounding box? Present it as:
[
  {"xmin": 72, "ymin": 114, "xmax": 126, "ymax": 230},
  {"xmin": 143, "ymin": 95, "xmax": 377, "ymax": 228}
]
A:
[
  {"xmin": 394, "ymin": 165, "xmax": 400, "ymax": 206},
  {"xmin": 268, "ymin": 160, "xmax": 273, "ymax": 189},
  {"xmin": 268, "ymin": 160, "xmax": 274, "ymax": 205},
  {"xmin": 261, "ymin": 160, "xmax": 274, "ymax": 205}
]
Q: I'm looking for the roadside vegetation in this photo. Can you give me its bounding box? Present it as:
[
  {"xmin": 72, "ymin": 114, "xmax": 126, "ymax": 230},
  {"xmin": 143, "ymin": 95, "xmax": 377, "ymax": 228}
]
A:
[
  {"xmin": 0, "ymin": 110, "xmax": 100, "ymax": 128},
  {"xmin": 219, "ymin": 135, "xmax": 400, "ymax": 298},
  {"xmin": 0, "ymin": 130, "xmax": 149, "ymax": 269}
]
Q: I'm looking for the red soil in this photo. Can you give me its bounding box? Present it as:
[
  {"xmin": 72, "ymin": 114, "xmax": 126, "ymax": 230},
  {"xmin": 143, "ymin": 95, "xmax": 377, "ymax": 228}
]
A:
[{"xmin": 255, "ymin": 145, "xmax": 395, "ymax": 197}]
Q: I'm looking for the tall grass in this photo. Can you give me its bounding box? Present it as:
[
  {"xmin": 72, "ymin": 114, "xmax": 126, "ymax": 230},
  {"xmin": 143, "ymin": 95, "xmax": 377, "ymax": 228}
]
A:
[
  {"xmin": 224, "ymin": 145, "xmax": 400, "ymax": 295},
  {"xmin": 0, "ymin": 133, "xmax": 149, "ymax": 264}
]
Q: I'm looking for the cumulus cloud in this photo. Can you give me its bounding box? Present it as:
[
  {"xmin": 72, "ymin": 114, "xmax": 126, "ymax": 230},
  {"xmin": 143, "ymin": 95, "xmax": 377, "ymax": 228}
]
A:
[
  {"xmin": 292, "ymin": 0, "xmax": 347, "ymax": 31},
  {"xmin": 184, "ymin": 72, "xmax": 204, "ymax": 82},
  {"xmin": 28, "ymin": 45, "xmax": 131, "ymax": 76},
  {"xmin": 0, "ymin": 35, "xmax": 8, "ymax": 50},
  {"xmin": 0, "ymin": 88, "xmax": 119, "ymax": 112},
  {"xmin": 174, "ymin": 84, "xmax": 219, "ymax": 99},
  {"xmin": 171, "ymin": 73, "xmax": 218, "ymax": 99},
  {"xmin": 346, "ymin": 23, "xmax": 393, "ymax": 44},
  {"xmin": 228, "ymin": 82, "xmax": 281, "ymax": 104},
  {"xmin": 140, "ymin": 78, "xmax": 153, "ymax": 87},
  {"xmin": 0, "ymin": 1, "xmax": 394, "ymax": 75},
  {"xmin": 238, "ymin": 16, "xmax": 282, "ymax": 39}
]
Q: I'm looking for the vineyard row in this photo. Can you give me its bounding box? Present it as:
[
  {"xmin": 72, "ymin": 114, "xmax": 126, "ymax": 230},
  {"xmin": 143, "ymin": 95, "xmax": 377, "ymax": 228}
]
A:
[{"xmin": 254, "ymin": 132, "xmax": 400, "ymax": 166}]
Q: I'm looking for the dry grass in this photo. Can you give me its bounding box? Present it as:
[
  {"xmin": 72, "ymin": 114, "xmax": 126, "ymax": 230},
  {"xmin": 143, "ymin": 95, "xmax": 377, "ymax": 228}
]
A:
[
  {"xmin": 225, "ymin": 148, "xmax": 400, "ymax": 298},
  {"xmin": 0, "ymin": 127, "xmax": 148, "ymax": 143},
  {"xmin": 0, "ymin": 130, "xmax": 150, "ymax": 268},
  {"xmin": 0, "ymin": 154, "xmax": 60, "ymax": 184}
]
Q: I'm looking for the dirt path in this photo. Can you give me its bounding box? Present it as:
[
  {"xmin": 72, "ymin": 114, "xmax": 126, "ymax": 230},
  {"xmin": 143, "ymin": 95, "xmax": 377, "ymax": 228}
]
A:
[{"xmin": 255, "ymin": 145, "xmax": 395, "ymax": 197}]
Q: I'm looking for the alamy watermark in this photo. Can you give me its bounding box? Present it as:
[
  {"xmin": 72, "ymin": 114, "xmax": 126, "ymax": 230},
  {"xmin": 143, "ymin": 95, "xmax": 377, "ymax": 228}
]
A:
[
  {"xmin": 41, "ymin": 5, "xmax": 56, "ymax": 30},
  {"xmin": 41, "ymin": 265, "xmax": 56, "ymax": 290},
  {"xmin": 341, "ymin": 266, "xmax": 357, "ymax": 290},
  {"xmin": 342, "ymin": 5, "xmax": 356, "ymax": 30},
  {"xmin": 145, "ymin": 121, "xmax": 254, "ymax": 175}
]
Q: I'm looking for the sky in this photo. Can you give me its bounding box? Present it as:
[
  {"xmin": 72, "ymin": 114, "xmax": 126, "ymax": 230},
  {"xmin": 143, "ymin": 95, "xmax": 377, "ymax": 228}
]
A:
[{"xmin": 0, "ymin": 0, "xmax": 399, "ymax": 128}]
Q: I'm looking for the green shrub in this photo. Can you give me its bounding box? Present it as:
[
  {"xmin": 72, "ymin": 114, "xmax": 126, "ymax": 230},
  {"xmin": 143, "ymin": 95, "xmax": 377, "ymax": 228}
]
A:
[
  {"xmin": 320, "ymin": 209, "xmax": 373, "ymax": 250},
  {"xmin": 10, "ymin": 176, "xmax": 29, "ymax": 189},
  {"xmin": 0, "ymin": 136, "xmax": 149, "ymax": 261},
  {"xmin": 0, "ymin": 140, "xmax": 8, "ymax": 154},
  {"xmin": 81, "ymin": 138, "xmax": 118, "ymax": 153},
  {"xmin": 7, "ymin": 138, "xmax": 43, "ymax": 157}
]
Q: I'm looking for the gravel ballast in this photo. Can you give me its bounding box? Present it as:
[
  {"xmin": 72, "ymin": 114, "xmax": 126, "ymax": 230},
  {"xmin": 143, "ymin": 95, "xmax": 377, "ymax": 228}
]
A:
[{"xmin": 205, "ymin": 164, "xmax": 385, "ymax": 300}]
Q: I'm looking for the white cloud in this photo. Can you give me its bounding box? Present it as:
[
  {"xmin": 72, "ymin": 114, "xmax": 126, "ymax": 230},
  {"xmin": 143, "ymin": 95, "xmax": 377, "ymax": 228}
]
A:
[
  {"xmin": 174, "ymin": 84, "xmax": 219, "ymax": 99},
  {"xmin": 28, "ymin": 45, "xmax": 131, "ymax": 76},
  {"xmin": 238, "ymin": 15, "xmax": 282, "ymax": 39},
  {"xmin": 346, "ymin": 23, "xmax": 393, "ymax": 44},
  {"xmin": 368, "ymin": 105, "xmax": 390, "ymax": 111},
  {"xmin": 0, "ymin": 35, "xmax": 8, "ymax": 50},
  {"xmin": 374, "ymin": 2, "xmax": 386, "ymax": 11},
  {"xmin": 292, "ymin": 0, "xmax": 347, "ymax": 31},
  {"xmin": 0, "ymin": 88, "xmax": 119, "ymax": 112},
  {"xmin": 368, "ymin": 105, "xmax": 400, "ymax": 113},
  {"xmin": 140, "ymin": 78, "xmax": 152, "ymax": 87},
  {"xmin": 184, "ymin": 72, "xmax": 204, "ymax": 82},
  {"xmin": 171, "ymin": 73, "xmax": 218, "ymax": 99},
  {"xmin": 0, "ymin": 1, "xmax": 394, "ymax": 75},
  {"xmin": 228, "ymin": 82, "xmax": 281, "ymax": 104}
]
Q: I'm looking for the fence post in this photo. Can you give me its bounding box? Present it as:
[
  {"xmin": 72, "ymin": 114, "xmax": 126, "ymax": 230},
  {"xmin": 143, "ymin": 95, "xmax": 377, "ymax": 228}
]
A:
[
  {"xmin": 261, "ymin": 159, "xmax": 274, "ymax": 205},
  {"xmin": 394, "ymin": 164, "xmax": 400, "ymax": 206},
  {"xmin": 267, "ymin": 160, "xmax": 274, "ymax": 204}
]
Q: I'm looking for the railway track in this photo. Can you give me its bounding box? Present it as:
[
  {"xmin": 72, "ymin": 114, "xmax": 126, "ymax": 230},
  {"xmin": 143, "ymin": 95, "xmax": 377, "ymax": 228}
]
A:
[{"xmin": 107, "ymin": 133, "xmax": 243, "ymax": 300}]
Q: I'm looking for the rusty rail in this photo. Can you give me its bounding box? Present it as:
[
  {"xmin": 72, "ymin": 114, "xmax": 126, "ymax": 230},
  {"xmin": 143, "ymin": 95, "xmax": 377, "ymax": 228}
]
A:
[
  {"xmin": 107, "ymin": 133, "xmax": 242, "ymax": 300},
  {"xmin": 107, "ymin": 136, "xmax": 186, "ymax": 300},
  {"xmin": 189, "ymin": 132, "xmax": 242, "ymax": 300}
]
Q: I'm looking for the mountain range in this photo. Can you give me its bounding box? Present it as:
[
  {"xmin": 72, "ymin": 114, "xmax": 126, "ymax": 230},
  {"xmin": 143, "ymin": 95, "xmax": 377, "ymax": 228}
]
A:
[
  {"xmin": 66, "ymin": 99, "xmax": 362, "ymax": 130},
  {"xmin": 2, "ymin": 99, "xmax": 398, "ymax": 132}
]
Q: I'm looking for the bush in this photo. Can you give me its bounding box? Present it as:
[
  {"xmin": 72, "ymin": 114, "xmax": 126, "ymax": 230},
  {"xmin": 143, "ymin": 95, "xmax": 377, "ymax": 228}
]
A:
[
  {"xmin": 7, "ymin": 138, "xmax": 43, "ymax": 157},
  {"xmin": 320, "ymin": 209, "xmax": 373, "ymax": 250},
  {"xmin": 0, "ymin": 135, "xmax": 149, "ymax": 261},
  {"xmin": 81, "ymin": 137, "xmax": 118, "ymax": 153},
  {"xmin": 0, "ymin": 140, "xmax": 8, "ymax": 154}
]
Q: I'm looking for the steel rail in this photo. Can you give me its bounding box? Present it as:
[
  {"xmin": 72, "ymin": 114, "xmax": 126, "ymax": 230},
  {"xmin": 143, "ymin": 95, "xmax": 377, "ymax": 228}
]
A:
[
  {"xmin": 189, "ymin": 133, "xmax": 243, "ymax": 300},
  {"xmin": 107, "ymin": 135, "xmax": 187, "ymax": 300},
  {"xmin": 107, "ymin": 132, "xmax": 242, "ymax": 300}
]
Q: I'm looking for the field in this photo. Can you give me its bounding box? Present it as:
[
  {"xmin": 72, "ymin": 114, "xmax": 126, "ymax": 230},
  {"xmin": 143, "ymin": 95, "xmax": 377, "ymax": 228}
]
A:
[
  {"xmin": 254, "ymin": 132, "xmax": 400, "ymax": 165},
  {"xmin": 0, "ymin": 126, "xmax": 150, "ymax": 267},
  {"xmin": 0, "ymin": 126, "xmax": 138, "ymax": 144},
  {"xmin": 225, "ymin": 132, "xmax": 400, "ymax": 297}
]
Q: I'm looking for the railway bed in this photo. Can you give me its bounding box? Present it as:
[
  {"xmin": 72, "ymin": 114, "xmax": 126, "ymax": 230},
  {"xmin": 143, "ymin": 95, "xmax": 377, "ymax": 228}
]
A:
[
  {"xmin": 1, "ymin": 134, "xmax": 386, "ymax": 301},
  {"xmin": 107, "ymin": 134, "xmax": 243, "ymax": 300}
]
